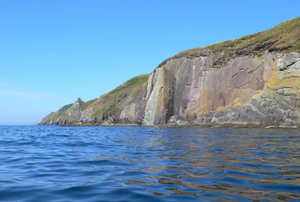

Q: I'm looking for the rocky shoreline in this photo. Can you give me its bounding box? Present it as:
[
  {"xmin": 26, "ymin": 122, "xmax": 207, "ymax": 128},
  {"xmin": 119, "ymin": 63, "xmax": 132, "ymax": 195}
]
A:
[
  {"xmin": 59, "ymin": 122, "xmax": 299, "ymax": 128},
  {"xmin": 39, "ymin": 18, "xmax": 300, "ymax": 128}
]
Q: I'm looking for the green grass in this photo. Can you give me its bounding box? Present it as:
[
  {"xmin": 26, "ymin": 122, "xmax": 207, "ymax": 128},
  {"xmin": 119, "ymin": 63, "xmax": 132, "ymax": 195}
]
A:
[
  {"xmin": 170, "ymin": 17, "xmax": 300, "ymax": 66},
  {"xmin": 80, "ymin": 98, "xmax": 97, "ymax": 111},
  {"xmin": 88, "ymin": 74, "xmax": 150, "ymax": 120},
  {"xmin": 40, "ymin": 74, "xmax": 149, "ymax": 123},
  {"xmin": 56, "ymin": 103, "xmax": 73, "ymax": 116},
  {"xmin": 109, "ymin": 74, "xmax": 149, "ymax": 95},
  {"xmin": 41, "ymin": 18, "xmax": 300, "ymax": 123},
  {"xmin": 42, "ymin": 98, "xmax": 98, "ymax": 123}
]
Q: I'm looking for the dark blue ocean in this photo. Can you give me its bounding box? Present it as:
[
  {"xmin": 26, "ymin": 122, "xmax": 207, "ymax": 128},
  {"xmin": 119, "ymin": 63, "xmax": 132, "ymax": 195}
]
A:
[{"xmin": 0, "ymin": 125, "xmax": 300, "ymax": 202}]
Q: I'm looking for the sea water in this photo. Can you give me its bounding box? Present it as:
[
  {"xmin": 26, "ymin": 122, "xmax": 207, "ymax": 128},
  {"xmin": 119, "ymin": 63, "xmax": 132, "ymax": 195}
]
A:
[{"xmin": 0, "ymin": 125, "xmax": 299, "ymax": 202}]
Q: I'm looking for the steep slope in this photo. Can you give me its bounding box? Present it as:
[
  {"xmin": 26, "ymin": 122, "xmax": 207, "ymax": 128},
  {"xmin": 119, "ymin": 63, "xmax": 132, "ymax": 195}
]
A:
[
  {"xmin": 38, "ymin": 98, "xmax": 97, "ymax": 125},
  {"xmin": 80, "ymin": 74, "xmax": 150, "ymax": 124},
  {"xmin": 142, "ymin": 17, "xmax": 300, "ymax": 125},
  {"xmin": 39, "ymin": 74, "xmax": 150, "ymax": 125},
  {"xmin": 39, "ymin": 17, "xmax": 300, "ymax": 126}
]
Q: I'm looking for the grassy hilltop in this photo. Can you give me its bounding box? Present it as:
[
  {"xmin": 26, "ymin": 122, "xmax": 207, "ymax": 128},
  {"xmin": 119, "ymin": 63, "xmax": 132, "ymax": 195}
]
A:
[{"xmin": 156, "ymin": 17, "xmax": 300, "ymax": 69}]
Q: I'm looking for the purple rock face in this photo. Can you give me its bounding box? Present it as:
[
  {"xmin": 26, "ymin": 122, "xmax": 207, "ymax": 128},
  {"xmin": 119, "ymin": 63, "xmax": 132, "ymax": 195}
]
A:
[
  {"xmin": 38, "ymin": 17, "xmax": 300, "ymax": 126},
  {"xmin": 149, "ymin": 54, "xmax": 268, "ymax": 121},
  {"xmin": 140, "ymin": 52, "xmax": 300, "ymax": 125},
  {"xmin": 197, "ymin": 56, "xmax": 266, "ymax": 113},
  {"xmin": 164, "ymin": 57, "xmax": 209, "ymax": 116},
  {"xmin": 39, "ymin": 51, "xmax": 300, "ymax": 126}
]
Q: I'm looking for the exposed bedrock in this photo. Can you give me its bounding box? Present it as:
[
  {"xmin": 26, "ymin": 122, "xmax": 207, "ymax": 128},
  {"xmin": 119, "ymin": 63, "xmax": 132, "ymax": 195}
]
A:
[
  {"xmin": 119, "ymin": 82, "xmax": 148, "ymax": 124},
  {"xmin": 38, "ymin": 98, "xmax": 83, "ymax": 125},
  {"xmin": 38, "ymin": 18, "xmax": 300, "ymax": 126},
  {"xmin": 142, "ymin": 52, "xmax": 300, "ymax": 125},
  {"xmin": 80, "ymin": 107, "xmax": 94, "ymax": 123},
  {"xmin": 39, "ymin": 52, "xmax": 300, "ymax": 126},
  {"xmin": 167, "ymin": 56, "xmax": 208, "ymax": 116},
  {"xmin": 246, "ymin": 52, "xmax": 300, "ymax": 124},
  {"xmin": 66, "ymin": 98, "xmax": 82, "ymax": 119},
  {"xmin": 142, "ymin": 66, "xmax": 176, "ymax": 125},
  {"xmin": 143, "ymin": 52, "xmax": 274, "ymax": 125}
]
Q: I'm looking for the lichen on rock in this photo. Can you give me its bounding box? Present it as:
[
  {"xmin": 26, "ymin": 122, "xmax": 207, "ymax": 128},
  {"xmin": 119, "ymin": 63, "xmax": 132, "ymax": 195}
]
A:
[{"xmin": 39, "ymin": 17, "xmax": 300, "ymax": 127}]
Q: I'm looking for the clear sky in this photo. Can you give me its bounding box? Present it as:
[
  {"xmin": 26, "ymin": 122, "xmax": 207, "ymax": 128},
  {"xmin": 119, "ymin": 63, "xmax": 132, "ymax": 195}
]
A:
[{"xmin": 0, "ymin": 0, "xmax": 299, "ymax": 125}]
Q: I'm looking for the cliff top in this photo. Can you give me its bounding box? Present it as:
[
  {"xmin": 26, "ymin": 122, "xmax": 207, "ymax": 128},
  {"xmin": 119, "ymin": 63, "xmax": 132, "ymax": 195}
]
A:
[
  {"xmin": 158, "ymin": 17, "xmax": 300, "ymax": 68},
  {"xmin": 180, "ymin": 17, "xmax": 300, "ymax": 56}
]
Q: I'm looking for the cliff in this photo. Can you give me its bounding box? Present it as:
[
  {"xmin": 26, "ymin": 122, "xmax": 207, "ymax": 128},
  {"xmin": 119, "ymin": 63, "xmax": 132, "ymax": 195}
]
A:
[
  {"xmin": 39, "ymin": 17, "xmax": 300, "ymax": 126},
  {"xmin": 38, "ymin": 98, "xmax": 97, "ymax": 125},
  {"xmin": 39, "ymin": 74, "xmax": 150, "ymax": 125}
]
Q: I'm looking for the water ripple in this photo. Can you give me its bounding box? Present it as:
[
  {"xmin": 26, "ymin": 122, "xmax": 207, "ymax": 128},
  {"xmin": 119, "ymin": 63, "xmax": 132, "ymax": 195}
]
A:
[{"xmin": 0, "ymin": 126, "xmax": 299, "ymax": 201}]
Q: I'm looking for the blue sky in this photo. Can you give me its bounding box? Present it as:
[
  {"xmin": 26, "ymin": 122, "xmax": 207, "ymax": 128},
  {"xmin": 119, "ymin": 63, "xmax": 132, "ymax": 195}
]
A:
[{"xmin": 0, "ymin": 0, "xmax": 299, "ymax": 125}]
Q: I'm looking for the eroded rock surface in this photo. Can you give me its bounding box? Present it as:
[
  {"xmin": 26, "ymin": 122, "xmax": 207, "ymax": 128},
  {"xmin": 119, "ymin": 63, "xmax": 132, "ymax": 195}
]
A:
[
  {"xmin": 38, "ymin": 98, "xmax": 84, "ymax": 125},
  {"xmin": 140, "ymin": 52, "xmax": 300, "ymax": 125},
  {"xmin": 40, "ymin": 52, "xmax": 300, "ymax": 126},
  {"xmin": 143, "ymin": 66, "xmax": 176, "ymax": 125},
  {"xmin": 39, "ymin": 17, "xmax": 300, "ymax": 126}
]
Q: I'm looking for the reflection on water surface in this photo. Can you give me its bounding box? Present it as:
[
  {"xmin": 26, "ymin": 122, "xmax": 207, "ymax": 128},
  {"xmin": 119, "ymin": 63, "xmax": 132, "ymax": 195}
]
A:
[{"xmin": 0, "ymin": 126, "xmax": 299, "ymax": 201}]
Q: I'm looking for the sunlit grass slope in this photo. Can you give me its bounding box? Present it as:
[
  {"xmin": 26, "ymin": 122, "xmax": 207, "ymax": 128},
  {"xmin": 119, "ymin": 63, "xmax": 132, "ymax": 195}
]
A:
[
  {"xmin": 85, "ymin": 74, "xmax": 150, "ymax": 120},
  {"xmin": 164, "ymin": 17, "xmax": 300, "ymax": 68}
]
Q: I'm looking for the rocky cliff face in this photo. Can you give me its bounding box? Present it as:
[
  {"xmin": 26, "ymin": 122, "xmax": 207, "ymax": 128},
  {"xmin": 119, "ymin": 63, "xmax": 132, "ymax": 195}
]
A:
[
  {"xmin": 135, "ymin": 50, "xmax": 299, "ymax": 125},
  {"xmin": 38, "ymin": 98, "xmax": 97, "ymax": 125},
  {"xmin": 142, "ymin": 66, "xmax": 176, "ymax": 125},
  {"xmin": 164, "ymin": 51, "xmax": 300, "ymax": 125},
  {"xmin": 39, "ymin": 17, "xmax": 300, "ymax": 126}
]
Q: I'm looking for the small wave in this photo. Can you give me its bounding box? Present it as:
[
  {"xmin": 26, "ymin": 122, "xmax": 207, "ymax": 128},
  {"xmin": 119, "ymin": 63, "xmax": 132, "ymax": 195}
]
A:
[
  {"xmin": 266, "ymin": 125, "xmax": 297, "ymax": 129},
  {"xmin": 265, "ymin": 126, "xmax": 277, "ymax": 128},
  {"xmin": 279, "ymin": 125, "xmax": 297, "ymax": 128},
  {"xmin": 1, "ymin": 125, "xmax": 300, "ymax": 202}
]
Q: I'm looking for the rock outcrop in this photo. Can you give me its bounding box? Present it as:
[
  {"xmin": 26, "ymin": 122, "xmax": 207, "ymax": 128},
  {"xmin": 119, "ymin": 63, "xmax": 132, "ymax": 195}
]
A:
[
  {"xmin": 38, "ymin": 98, "xmax": 96, "ymax": 125},
  {"xmin": 140, "ymin": 51, "xmax": 300, "ymax": 125},
  {"xmin": 143, "ymin": 66, "xmax": 176, "ymax": 125},
  {"xmin": 39, "ymin": 17, "xmax": 300, "ymax": 126}
]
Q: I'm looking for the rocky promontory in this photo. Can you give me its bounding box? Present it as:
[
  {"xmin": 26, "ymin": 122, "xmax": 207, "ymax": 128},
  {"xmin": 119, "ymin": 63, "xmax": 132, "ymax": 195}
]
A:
[{"xmin": 39, "ymin": 17, "xmax": 300, "ymax": 127}]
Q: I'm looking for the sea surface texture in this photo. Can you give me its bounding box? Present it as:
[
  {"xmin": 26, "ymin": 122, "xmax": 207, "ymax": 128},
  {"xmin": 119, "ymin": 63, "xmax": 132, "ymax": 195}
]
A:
[{"xmin": 0, "ymin": 125, "xmax": 300, "ymax": 202}]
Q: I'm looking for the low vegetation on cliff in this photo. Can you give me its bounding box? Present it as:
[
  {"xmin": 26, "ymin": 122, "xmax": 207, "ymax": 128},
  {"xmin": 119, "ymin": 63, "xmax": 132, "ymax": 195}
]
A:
[
  {"xmin": 88, "ymin": 74, "xmax": 149, "ymax": 121},
  {"xmin": 39, "ymin": 98, "xmax": 97, "ymax": 125},
  {"xmin": 39, "ymin": 74, "xmax": 150, "ymax": 125},
  {"xmin": 40, "ymin": 17, "xmax": 300, "ymax": 126},
  {"xmin": 165, "ymin": 17, "xmax": 300, "ymax": 68}
]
